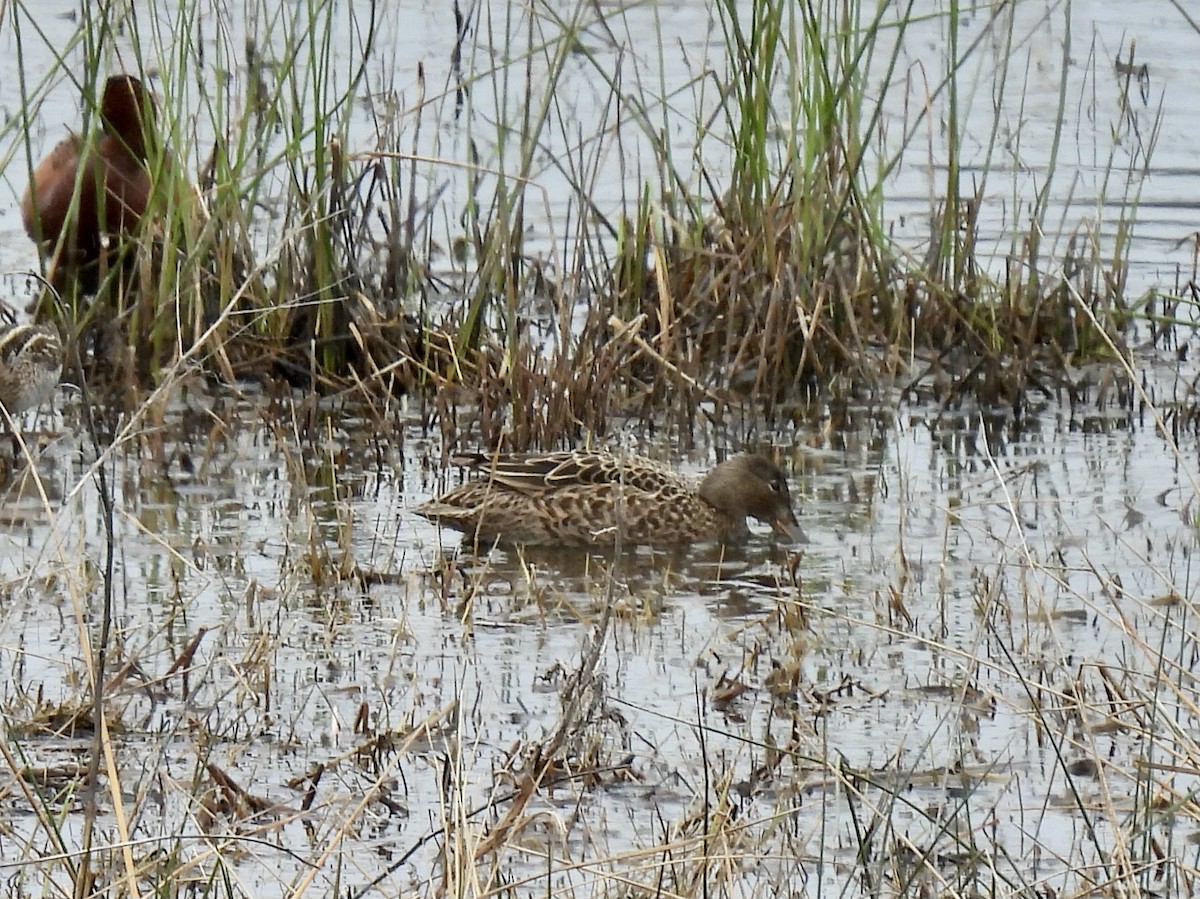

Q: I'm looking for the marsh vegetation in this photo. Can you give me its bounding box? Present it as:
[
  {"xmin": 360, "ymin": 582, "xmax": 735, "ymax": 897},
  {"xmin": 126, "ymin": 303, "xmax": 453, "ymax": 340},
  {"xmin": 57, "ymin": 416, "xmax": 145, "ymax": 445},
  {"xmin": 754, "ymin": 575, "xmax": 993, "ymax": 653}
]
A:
[{"xmin": 0, "ymin": 0, "xmax": 1199, "ymax": 897}]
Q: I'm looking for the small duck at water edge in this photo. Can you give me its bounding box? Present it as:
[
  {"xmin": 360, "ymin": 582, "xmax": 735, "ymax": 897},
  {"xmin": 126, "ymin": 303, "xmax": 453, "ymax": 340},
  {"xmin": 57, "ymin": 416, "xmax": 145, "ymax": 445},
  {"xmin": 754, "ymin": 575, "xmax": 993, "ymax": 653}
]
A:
[
  {"xmin": 21, "ymin": 74, "xmax": 165, "ymax": 295},
  {"xmin": 416, "ymin": 450, "xmax": 801, "ymax": 547}
]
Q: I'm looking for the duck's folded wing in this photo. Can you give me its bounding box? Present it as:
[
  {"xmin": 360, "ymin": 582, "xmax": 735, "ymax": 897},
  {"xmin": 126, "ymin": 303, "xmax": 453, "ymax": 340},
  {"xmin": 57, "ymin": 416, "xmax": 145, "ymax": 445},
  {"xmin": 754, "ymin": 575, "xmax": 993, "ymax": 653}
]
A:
[{"xmin": 451, "ymin": 451, "xmax": 684, "ymax": 495}]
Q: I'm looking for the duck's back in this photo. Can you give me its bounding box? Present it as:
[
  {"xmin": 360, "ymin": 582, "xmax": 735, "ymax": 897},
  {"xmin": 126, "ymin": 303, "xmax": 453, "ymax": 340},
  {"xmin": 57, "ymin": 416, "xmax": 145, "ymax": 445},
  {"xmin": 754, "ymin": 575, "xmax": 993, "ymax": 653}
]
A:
[
  {"xmin": 453, "ymin": 451, "xmax": 688, "ymax": 495},
  {"xmin": 419, "ymin": 452, "xmax": 732, "ymax": 545}
]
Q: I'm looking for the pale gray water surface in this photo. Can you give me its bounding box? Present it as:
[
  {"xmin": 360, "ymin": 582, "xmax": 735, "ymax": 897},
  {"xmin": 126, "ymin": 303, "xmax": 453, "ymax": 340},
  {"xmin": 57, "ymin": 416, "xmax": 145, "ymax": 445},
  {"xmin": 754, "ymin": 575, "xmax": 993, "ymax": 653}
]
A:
[
  {"xmin": 0, "ymin": 0, "xmax": 1198, "ymax": 895},
  {"xmin": 0, "ymin": 370, "xmax": 1197, "ymax": 894}
]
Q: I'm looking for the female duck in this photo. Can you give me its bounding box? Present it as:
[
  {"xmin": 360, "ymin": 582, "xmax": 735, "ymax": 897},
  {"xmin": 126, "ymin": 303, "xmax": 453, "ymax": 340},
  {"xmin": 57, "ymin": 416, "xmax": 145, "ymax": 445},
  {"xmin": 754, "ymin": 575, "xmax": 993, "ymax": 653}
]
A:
[
  {"xmin": 416, "ymin": 451, "xmax": 801, "ymax": 546},
  {"xmin": 21, "ymin": 74, "xmax": 162, "ymax": 292}
]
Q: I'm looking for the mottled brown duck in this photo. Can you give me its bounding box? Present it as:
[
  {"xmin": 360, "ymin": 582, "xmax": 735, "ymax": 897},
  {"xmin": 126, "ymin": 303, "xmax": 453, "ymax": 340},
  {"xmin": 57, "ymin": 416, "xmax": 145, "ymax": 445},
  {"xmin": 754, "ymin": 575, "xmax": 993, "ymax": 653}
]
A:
[{"xmin": 416, "ymin": 451, "xmax": 801, "ymax": 546}]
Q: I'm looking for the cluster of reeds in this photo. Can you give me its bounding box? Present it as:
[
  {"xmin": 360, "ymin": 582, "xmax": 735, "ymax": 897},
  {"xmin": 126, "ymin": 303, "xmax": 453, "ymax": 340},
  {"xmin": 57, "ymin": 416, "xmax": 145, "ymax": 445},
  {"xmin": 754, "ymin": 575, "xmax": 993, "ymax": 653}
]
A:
[
  {"xmin": 0, "ymin": 0, "xmax": 1185, "ymax": 889},
  {"xmin": 2, "ymin": 0, "xmax": 1155, "ymax": 450}
]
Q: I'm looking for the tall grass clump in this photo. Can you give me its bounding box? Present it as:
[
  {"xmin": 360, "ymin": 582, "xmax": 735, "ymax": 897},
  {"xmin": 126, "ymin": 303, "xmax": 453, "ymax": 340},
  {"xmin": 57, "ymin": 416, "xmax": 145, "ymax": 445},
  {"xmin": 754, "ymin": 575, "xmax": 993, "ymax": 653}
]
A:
[
  {"xmin": 588, "ymin": 0, "xmax": 1151, "ymax": 416},
  {"xmin": 7, "ymin": 0, "xmax": 410, "ymax": 394},
  {"xmin": 886, "ymin": 2, "xmax": 1150, "ymax": 405},
  {"xmin": 1, "ymin": 0, "xmax": 1158, "ymax": 435},
  {"xmin": 598, "ymin": 0, "xmax": 905, "ymax": 410}
]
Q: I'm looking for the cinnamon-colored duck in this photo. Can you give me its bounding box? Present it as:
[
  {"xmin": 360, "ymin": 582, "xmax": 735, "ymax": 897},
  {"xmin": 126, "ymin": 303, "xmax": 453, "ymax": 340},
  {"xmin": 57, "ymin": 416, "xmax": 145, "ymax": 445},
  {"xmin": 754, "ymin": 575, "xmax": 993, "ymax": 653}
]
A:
[{"xmin": 21, "ymin": 74, "xmax": 162, "ymax": 293}]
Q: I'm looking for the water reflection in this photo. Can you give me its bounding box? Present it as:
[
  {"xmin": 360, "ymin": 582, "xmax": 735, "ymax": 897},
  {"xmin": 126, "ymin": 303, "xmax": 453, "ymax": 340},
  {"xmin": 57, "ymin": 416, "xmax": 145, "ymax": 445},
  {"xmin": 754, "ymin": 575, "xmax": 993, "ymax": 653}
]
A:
[{"xmin": 0, "ymin": 385, "xmax": 1196, "ymax": 892}]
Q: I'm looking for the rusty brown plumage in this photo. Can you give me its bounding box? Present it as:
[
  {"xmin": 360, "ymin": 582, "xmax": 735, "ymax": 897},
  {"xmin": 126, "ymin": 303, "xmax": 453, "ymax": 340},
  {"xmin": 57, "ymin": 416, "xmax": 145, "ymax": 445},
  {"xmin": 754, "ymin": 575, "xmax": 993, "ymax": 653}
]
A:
[{"xmin": 21, "ymin": 74, "xmax": 163, "ymax": 293}]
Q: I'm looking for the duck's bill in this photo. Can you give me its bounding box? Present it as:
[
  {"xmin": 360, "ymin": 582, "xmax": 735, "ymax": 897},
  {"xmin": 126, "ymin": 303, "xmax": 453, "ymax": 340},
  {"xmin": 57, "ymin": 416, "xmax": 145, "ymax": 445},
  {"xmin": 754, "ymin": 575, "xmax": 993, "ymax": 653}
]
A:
[{"xmin": 770, "ymin": 512, "xmax": 807, "ymax": 543}]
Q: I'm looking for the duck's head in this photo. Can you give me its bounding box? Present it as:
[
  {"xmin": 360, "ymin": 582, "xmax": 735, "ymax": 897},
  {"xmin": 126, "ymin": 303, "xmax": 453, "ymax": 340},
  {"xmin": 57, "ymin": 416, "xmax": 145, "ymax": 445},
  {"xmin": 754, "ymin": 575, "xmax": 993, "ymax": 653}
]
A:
[
  {"xmin": 99, "ymin": 74, "xmax": 157, "ymax": 159},
  {"xmin": 700, "ymin": 453, "xmax": 801, "ymax": 540}
]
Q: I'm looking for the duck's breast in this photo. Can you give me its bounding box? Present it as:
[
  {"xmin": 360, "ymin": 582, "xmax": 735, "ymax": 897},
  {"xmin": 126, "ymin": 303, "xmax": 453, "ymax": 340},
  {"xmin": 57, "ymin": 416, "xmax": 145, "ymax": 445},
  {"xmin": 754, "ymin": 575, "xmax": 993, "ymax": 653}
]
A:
[{"xmin": 21, "ymin": 134, "xmax": 93, "ymax": 248}]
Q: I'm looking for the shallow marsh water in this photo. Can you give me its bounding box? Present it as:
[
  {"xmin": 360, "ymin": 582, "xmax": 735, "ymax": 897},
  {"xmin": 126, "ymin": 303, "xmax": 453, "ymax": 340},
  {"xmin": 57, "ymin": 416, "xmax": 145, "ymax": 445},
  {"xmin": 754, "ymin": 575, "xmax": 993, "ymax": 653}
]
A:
[
  {"xmin": 0, "ymin": 0, "xmax": 1199, "ymax": 895},
  {"xmin": 1, "ymin": 361, "xmax": 1199, "ymax": 894}
]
